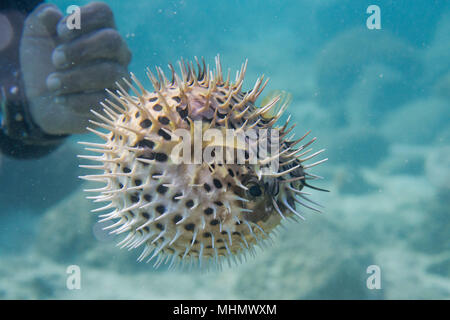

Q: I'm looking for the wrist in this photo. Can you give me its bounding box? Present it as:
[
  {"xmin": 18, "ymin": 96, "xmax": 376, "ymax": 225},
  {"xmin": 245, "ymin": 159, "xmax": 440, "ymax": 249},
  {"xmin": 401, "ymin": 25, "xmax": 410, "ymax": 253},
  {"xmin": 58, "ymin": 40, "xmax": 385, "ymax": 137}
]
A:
[{"xmin": 0, "ymin": 74, "xmax": 68, "ymax": 146}]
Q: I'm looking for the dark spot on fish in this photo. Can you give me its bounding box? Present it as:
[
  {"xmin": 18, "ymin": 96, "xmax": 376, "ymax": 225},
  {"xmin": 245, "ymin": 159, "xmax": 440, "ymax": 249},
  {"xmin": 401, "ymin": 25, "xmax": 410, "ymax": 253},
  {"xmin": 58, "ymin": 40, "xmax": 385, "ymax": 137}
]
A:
[
  {"xmin": 173, "ymin": 215, "xmax": 182, "ymax": 224},
  {"xmin": 213, "ymin": 179, "xmax": 223, "ymax": 189},
  {"xmin": 172, "ymin": 192, "xmax": 182, "ymax": 202},
  {"xmin": 249, "ymin": 185, "xmax": 262, "ymax": 197},
  {"xmin": 176, "ymin": 106, "xmax": 188, "ymax": 119},
  {"xmin": 130, "ymin": 194, "xmax": 139, "ymax": 203},
  {"xmin": 156, "ymin": 184, "xmax": 168, "ymax": 194},
  {"xmin": 158, "ymin": 116, "xmax": 170, "ymax": 125},
  {"xmin": 139, "ymin": 119, "xmax": 152, "ymax": 129},
  {"xmin": 155, "ymin": 152, "xmax": 168, "ymax": 162},
  {"xmin": 156, "ymin": 205, "xmax": 166, "ymax": 215},
  {"xmin": 158, "ymin": 128, "xmax": 171, "ymax": 141},
  {"xmin": 186, "ymin": 200, "xmax": 194, "ymax": 208},
  {"xmin": 135, "ymin": 139, "xmax": 155, "ymax": 149}
]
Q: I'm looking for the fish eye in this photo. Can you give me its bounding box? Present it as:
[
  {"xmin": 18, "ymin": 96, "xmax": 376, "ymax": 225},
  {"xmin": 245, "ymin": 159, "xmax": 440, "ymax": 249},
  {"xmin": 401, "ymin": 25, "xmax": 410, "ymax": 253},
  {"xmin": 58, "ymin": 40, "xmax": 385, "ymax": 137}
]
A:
[{"xmin": 247, "ymin": 184, "xmax": 262, "ymax": 197}]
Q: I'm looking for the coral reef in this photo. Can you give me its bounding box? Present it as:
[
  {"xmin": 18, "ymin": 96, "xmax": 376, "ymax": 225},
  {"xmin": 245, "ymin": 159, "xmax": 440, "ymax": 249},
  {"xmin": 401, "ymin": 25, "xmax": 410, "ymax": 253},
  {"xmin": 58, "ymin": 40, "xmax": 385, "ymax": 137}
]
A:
[
  {"xmin": 381, "ymin": 98, "xmax": 450, "ymax": 145},
  {"xmin": 234, "ymin": 218, "xmax": 383, "ymax": 299},
  {"xmin": 425, "ymin": 146, "xmax": 450, "ymax": 196},
  {"xmin": 34, "ymin": 186, "xmax": 152, "ymax": 273},
  {"xmin": 315, "ymin": 28, "xmax": 422, "ymax": 126},
  {"xmin": 35, "ymin": 188, "xmax": 96, "ymax": 263}
]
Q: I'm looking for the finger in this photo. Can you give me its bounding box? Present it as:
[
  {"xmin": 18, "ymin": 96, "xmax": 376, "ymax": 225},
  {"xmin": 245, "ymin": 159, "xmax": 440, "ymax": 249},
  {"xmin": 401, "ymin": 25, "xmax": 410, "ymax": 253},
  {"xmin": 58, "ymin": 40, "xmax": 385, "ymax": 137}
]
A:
[
  {"xmin": 56, "ymin": 2, "xmax": 116, "ymax": 42},
  {"xmin": 54, "ymin": 91, "xmax": 110, "ymax": 117},
  {"xmin": 21, "ymin": 4, "xmax": 63, "ymax": 99},
  {"xmin": 23, "ymin": 3, "xmax": 63, "ymax": 38},
  {"xmin": 52, "ymin": 28, "xmax": 131, "ymax": 68},
  {"xmin": 46, "ymin": 62, "xmax": 127, "ymax": 94},
  {"xmin": 37, "ymin": 4, "xmax": 63, "ymax": 36}
]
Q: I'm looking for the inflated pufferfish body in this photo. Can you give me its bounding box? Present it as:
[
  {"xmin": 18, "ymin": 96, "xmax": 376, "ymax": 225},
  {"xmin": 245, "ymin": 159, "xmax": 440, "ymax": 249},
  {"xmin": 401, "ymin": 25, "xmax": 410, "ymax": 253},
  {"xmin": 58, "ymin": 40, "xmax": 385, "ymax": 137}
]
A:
[{"xmin": 79, "ymin": 56, "xmax": 327, "ymax": 270}]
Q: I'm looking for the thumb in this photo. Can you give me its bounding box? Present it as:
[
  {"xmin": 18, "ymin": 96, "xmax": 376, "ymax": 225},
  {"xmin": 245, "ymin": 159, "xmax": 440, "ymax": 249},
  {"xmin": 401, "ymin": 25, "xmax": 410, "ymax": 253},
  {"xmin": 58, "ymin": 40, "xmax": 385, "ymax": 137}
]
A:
[{"xmin": 20, "ymin": 4, "xmax": 63, "ymax": 99}]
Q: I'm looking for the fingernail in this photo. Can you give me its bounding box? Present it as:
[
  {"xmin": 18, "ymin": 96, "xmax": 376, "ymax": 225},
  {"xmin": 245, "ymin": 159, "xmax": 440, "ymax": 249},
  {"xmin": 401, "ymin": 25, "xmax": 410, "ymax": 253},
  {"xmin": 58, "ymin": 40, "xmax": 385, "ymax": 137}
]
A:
[
  {"xmin": 36, "ymin": 6, "xmax": 54, "ymax": 22},
  {"xmin": 52, "ymin": 48, "xmax": 66, "ymax": 66},
  {"xmin": 47, "ymin": 74, "xmax": 61, "ymax": 91},
  {"xmin": 36, "ymin": 8, "xmax": 48, "ymax": 21}
]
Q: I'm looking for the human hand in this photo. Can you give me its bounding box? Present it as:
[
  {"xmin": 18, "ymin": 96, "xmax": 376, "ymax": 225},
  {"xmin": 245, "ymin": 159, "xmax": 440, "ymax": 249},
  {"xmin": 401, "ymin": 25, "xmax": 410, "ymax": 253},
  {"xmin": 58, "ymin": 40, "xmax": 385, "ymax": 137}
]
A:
[{"xmin": 20, "ymin": 2, "xmax": 131, "ymax": 135}]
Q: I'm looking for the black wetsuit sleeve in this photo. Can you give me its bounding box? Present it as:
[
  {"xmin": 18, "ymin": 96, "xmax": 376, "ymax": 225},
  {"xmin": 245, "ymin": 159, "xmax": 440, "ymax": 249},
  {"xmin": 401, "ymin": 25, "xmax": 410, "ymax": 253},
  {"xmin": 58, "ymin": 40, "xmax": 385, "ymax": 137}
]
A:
[
  {"xmin": 0, "ymin": 0, "xmax": 43, "ymax": 13},
  {"xmin": 0, "ymin": 130, "xmax": 63, "ymax": 159},
  {"xmin": 0, "ymin": 0, "xmax": 68, "ymax": 159}
]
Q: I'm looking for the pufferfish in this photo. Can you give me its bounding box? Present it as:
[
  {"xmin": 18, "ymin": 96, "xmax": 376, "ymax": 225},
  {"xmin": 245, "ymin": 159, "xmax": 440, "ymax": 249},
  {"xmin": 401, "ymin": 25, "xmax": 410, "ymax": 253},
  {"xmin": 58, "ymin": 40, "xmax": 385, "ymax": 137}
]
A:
[{"xmin": 79, "ymin": 56, "xmax": 327, "ymax": 270}]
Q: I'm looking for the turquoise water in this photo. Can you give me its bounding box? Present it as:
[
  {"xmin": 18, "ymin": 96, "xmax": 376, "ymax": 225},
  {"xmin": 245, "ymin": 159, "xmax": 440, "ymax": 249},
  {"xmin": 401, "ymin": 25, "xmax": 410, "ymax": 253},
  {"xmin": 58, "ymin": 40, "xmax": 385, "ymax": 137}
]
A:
[{"xmin": 0, "ymin": 0, "xmax": 449, "ymax": 299}]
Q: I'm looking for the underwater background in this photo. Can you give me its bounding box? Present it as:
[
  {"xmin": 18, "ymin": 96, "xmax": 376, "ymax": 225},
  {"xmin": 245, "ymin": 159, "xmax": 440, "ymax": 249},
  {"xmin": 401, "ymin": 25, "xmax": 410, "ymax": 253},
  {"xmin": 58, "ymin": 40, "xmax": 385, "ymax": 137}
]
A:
[{"xmin": 0, "ymin": 0, "xmax": 449, "ymax": 299}]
